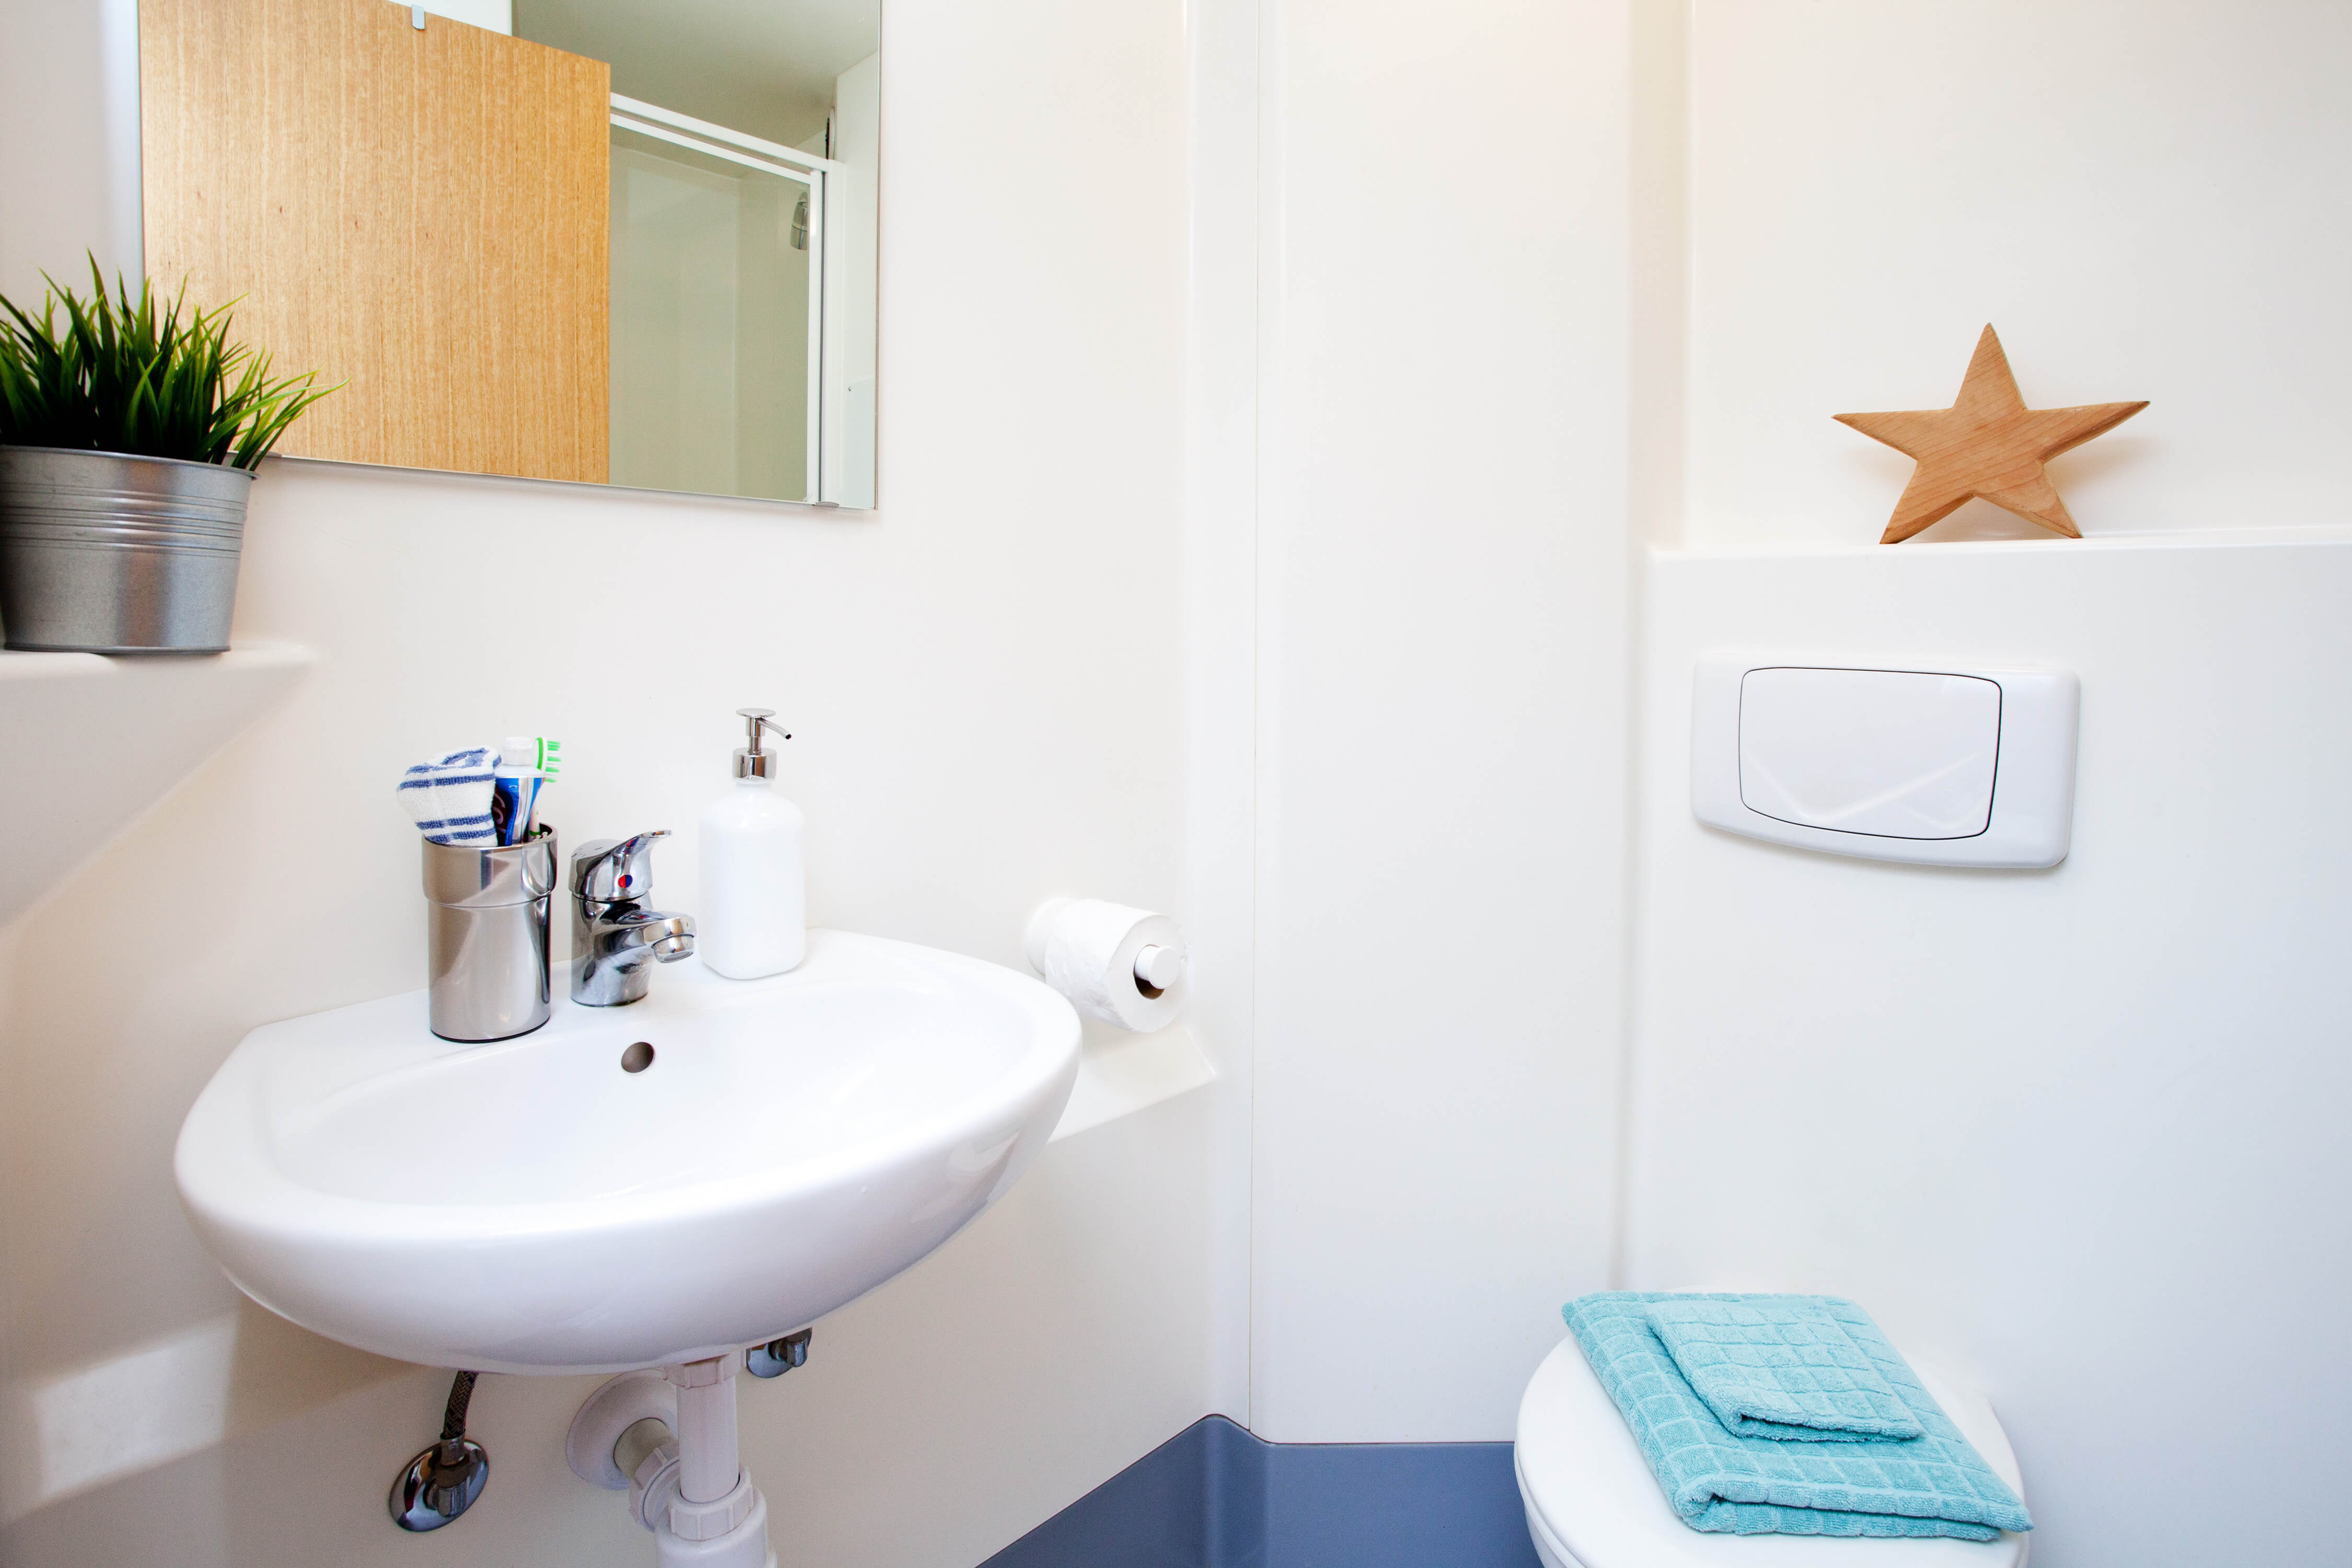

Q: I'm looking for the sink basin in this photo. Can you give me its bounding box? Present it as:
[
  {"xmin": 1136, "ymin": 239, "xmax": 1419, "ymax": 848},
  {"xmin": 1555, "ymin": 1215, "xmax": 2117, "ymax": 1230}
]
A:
[{"xmin": 175, "ymin": 931, "xmax": 1080, "ymax": 1373}]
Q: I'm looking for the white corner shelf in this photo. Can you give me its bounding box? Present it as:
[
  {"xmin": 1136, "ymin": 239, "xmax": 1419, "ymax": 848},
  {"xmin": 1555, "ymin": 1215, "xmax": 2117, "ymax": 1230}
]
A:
[
  {"xmin": 0, "ymin": 643, "xmax": 315, "ymax": 914},
  {"xmin": 1050, "ymin": 1021, "xmax": 1217, "ymax": 1143}
]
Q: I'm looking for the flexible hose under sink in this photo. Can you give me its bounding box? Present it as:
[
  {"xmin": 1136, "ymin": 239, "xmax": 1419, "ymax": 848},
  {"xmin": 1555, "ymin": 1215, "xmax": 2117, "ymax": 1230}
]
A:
[{"xmin": 440, "ymin": 1370, "xmax": 478, "ymax": 1450}]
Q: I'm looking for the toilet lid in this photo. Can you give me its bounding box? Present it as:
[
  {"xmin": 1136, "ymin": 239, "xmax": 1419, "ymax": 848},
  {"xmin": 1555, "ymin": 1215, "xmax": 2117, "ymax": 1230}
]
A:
[{"xmin": 1516, "ymin": 1336, "xmax": 2028, "ymax": 1568}]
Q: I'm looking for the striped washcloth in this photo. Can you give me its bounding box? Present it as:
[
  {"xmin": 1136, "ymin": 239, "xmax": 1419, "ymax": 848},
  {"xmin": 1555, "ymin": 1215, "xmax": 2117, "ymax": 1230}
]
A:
[{"xmin": 397, "ymin": 745, "xmax": 498, "ymax": 845}]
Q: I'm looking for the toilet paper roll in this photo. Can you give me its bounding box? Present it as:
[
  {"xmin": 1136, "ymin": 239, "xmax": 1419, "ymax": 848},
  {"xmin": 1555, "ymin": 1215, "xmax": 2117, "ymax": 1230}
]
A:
[{"xmin": 1025, "ymin": 897, "xmax": 1186, "ymax": 1032}]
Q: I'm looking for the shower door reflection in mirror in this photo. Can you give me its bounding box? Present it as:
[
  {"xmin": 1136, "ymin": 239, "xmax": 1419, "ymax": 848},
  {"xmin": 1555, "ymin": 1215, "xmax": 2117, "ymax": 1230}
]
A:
[
  {"xmin": 519, "ymin": 2, "xmax": 878, "ymax": 507},
  {"xmin": 607, "ymin": 104, "xmax": 820, "ymax": 504},
  {"xmin": 137, "ymin": 0, "xmax": 877, "ymax": 508}
]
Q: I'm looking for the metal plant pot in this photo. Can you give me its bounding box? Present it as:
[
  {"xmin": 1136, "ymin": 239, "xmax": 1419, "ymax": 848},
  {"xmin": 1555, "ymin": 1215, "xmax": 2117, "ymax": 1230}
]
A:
[{"xmin": 0, "ymin": 445, "xmax": 255, "ymax": 653}]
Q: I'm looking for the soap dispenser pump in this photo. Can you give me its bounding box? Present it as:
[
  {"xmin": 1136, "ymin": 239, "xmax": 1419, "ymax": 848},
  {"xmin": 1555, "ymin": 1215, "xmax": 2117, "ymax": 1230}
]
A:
[{"xmin": 697, "ymin": 707, "xmax": 806, "ymax": 978}]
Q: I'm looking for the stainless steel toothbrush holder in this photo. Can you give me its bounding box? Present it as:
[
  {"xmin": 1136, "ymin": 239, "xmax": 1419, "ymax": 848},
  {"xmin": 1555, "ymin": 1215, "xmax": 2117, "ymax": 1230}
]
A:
[{"xmin": 422, "ymin": 826, "xmax": 558, "ymax": 1042}]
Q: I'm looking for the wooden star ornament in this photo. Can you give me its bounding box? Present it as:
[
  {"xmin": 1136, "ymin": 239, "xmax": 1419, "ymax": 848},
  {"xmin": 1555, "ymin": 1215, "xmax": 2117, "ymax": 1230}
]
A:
[{"xmin": 1836, "ymin": 326, "xmax": 2147, "ymax": 543}]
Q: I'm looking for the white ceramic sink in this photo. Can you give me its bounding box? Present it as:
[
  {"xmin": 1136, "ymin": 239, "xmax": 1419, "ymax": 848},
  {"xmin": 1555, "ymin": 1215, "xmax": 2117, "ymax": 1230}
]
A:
[{"xmin": 175, "ymin": 931, "xmax": 1080, "ymax": 1374}]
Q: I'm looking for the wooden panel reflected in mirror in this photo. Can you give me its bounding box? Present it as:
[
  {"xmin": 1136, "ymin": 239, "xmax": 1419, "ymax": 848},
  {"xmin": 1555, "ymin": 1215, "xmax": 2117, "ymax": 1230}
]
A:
[
  {"xmin": 137, "ymin": 0, "xmax": 880, "ymax": 509},
  {"xmin": 139, "ymin": 0, "xmax": 612, "ymax": 482}
]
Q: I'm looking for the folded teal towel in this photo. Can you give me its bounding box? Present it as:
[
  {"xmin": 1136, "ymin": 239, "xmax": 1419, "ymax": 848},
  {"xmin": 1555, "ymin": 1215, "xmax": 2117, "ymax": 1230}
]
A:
[
  {"xmin": 1645, "ymin": 1296, "xmax": 1924, "ymax": 1443},
  {"xmin": 1564, "ymin": 1292, "xmax": 2032, "ymax": 1540}
]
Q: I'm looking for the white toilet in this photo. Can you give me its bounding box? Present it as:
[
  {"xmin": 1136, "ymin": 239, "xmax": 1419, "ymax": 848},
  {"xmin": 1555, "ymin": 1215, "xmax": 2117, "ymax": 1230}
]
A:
[{"xmin": 1515, "ymin": 1334, "xmax": 2031, "ymax": 1568}]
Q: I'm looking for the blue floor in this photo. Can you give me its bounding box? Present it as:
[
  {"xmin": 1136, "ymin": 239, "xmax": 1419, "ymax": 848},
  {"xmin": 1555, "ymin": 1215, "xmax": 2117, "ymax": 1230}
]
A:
[{"xmin": 979, "ymin": 1416, "xmax": 1542, "ymax": 1568}]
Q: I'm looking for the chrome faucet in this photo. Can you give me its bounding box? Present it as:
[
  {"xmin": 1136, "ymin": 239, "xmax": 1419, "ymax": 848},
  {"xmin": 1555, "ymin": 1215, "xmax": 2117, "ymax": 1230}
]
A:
[{"xmin": 570, "ymin": 831, "xmax": 697, "ymax": 1006}]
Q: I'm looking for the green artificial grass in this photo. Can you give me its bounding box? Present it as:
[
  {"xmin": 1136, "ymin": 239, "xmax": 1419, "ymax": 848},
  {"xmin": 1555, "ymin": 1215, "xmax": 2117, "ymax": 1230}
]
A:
[{"xmin": 0, "ymin": 258, "xmax": 335, "ymax": 470}]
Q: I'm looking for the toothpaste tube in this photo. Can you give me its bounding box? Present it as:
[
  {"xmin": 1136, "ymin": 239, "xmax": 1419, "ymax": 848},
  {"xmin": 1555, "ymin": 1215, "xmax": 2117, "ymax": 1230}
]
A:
[{"xmin": 490, "ymin": 734, "xmax": 560, "ymax": 845}]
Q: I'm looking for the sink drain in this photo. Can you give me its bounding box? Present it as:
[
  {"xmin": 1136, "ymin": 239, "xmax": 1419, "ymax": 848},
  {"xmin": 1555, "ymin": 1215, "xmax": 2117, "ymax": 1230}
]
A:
[{"xmin": 620, "ymin": 1041, "xmax": 655, "ymax": 1073}]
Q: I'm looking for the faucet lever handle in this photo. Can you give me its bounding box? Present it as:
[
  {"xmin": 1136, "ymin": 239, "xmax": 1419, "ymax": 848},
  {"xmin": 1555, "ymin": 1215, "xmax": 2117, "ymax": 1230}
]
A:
[{"xmin": 570, "ymin": 829, "xmax": 671, "ymax": 902}]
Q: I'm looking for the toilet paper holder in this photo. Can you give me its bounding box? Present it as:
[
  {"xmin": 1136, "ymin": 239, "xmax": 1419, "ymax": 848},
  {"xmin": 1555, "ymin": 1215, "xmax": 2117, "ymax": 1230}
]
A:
[
  {"xmin": 1024, "ymin": 897, "xmax": 1187, "ymax": 1030},
  {"xmin": 1131, "ymin": 938, "xmax": 1183, "ymax": 996}
]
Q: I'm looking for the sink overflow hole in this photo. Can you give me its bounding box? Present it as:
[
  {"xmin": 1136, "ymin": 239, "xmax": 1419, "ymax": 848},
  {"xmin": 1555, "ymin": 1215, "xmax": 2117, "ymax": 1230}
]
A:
[{"xmin": 621, "ymin": 1041, "xmax": 655, "ymax": 1073}]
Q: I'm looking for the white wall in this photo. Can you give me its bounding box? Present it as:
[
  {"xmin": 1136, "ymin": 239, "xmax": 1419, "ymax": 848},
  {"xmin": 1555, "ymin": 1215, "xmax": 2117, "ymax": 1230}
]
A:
[
  {"xmin": 1246, "ymin": 0, "xmax": 1634, "ymax": 1443},
  {"xmin": 1680, "ymin": 0, "xmax": 2352, "ymax": 549},
  {"xmin": 0, "ymin": 0, "xmax": 1208, "ymax": 1562},
  {"xmin": 1628, "ymin": 3, "xmax": 2352, "ymax": 1561}
]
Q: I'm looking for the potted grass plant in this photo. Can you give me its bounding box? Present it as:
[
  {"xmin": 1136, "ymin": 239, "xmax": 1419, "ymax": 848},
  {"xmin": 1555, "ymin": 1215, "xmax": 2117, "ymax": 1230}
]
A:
[{"xmin": 0, "ymin": 261, "xmax": 333, "ymax": 652}]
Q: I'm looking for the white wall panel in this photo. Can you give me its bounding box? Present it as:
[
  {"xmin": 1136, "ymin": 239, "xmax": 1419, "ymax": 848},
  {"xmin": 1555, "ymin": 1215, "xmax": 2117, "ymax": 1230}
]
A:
[
  {"xmin": 1182, "ymin": 0, "xmax": 1265, "ymax": 1426},
  {"xmin": 1249, "ymin": 0, "xmax": 1634, "ymax": 1442},
  {"xmin": 1631, "ymin": 533, "xmax": 2352, "ymax": 1565}
]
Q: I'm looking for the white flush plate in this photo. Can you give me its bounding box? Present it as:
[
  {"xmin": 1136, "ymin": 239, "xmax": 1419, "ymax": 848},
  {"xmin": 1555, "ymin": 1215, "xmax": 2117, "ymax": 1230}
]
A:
[{"xmin": 1690, "ymin": 654, "xmax": 2079, "ymax": 868}]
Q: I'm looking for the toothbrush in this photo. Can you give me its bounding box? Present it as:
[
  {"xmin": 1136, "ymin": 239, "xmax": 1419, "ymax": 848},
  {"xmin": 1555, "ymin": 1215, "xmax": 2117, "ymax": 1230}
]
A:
[{"xmin": 491, "ymin": 736, "xmax": 560, "ymax": 845}]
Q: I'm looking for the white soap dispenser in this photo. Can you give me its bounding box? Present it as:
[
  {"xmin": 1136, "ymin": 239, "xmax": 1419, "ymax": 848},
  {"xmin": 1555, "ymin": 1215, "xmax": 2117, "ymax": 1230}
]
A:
[{"xmin": 698, "ymin": 707, "xmax": 805, "ymax": 978}]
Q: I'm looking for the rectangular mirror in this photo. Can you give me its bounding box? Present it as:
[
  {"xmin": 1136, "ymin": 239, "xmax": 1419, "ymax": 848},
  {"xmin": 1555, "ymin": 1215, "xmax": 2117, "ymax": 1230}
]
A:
[{"xmin": 136, "ymin": 0, "xmax": 878, "ymax": 509}]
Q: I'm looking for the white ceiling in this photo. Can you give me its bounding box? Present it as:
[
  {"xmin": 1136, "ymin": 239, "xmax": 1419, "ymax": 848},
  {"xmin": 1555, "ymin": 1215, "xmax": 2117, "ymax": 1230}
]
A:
[{"xmin": 515, "ymin": 0, "xmax": 878, "ymax": 146}]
